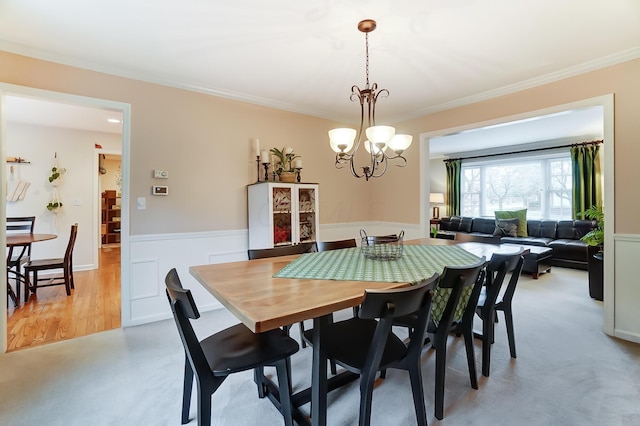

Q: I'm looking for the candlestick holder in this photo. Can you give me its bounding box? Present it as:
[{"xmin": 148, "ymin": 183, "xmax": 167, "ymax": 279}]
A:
[
  {"xmin": 262, "ymin": 163, "xmax": 270, "ymax": 182},
  {"xmin": 295, "ymin": 168, "xmax": 302, "ymax": 182},
  {"xmin": 256, "ymin": 156, "xmax": 261, "ymax": 182}
]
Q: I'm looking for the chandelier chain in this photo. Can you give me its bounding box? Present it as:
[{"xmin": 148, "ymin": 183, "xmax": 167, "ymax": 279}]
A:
[{"xmin": 365, "ymin": 32, "xmax": 370, "ymax": 89}]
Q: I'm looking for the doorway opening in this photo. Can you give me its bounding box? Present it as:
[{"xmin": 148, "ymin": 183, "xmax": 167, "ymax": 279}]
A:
[{"xmin": 1, "ymin": 85, "xmax": 130, "ymax": 353}]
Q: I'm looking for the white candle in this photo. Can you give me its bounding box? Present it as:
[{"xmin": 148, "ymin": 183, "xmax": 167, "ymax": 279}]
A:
[
  {"xmin": 293, "ymin": 159, "xmax": 302, "ymax": 169},
  {"xmin": 260, "ymin": 150, "xmax": 270, "ymax": 163},
  {"xmin": 254, "ymin": 138, "xmax": 260, "ymax": 157}
]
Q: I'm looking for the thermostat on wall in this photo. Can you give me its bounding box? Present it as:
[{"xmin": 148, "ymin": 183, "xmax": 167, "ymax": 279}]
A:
[{"xmin": 152, "ymin": 185, "xmax": 168, "ymax": 196}]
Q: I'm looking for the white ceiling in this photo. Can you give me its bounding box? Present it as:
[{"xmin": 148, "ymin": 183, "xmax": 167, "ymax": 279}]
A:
[{"xmin": 0, "ymin": 1, "xmax": 637, "ymax": 154}]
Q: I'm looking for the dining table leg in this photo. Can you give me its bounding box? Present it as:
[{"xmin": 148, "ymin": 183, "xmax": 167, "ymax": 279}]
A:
[{"xmin": 311, "ymin": 314, "xmax": 330, "ymax": 426}]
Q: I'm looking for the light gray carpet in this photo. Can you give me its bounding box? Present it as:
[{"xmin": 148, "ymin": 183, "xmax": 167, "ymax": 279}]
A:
[{"xmin": 1, "ymin": 267, "xmax": 640, "ymax": 426}]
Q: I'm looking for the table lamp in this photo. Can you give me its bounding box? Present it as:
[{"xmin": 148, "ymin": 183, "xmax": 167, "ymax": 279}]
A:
[{"xmin": 429, "ymin": 192, "xmax": 445, "ymax": 219}]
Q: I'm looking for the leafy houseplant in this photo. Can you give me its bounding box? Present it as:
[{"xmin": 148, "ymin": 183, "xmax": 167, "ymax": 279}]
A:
[
  {"xmin": 579, "ymin": 205, "xmax": 604, "ymax": 254},
  {"xmin": 48, "ymin": 166, "xmax": 66, "ymax": 184},
  {"xmin": 46, "ymin": 201, "xmax": 63, "ymax": 211},
  {"xmin": 270, "ymin": 146, "xmax": 300, "ymax": 174}
]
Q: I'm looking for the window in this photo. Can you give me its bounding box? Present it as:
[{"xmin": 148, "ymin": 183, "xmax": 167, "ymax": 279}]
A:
[{"xmin": 460, "ymin": 153, "xmax": 572, "ymax": 220}]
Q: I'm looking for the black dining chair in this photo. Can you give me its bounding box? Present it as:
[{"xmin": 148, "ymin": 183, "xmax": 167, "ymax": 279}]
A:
[
  {"xmin": 305, "ymin": 273, "xmax": 439, "ymax": 426},
  {"xmin": 394, "ymin": 257, "xmax": 486, "ymax": 420},
  {"xmin": 6, "ymin": 216, "xmax": 36, "ymax": 306},
  {"xmin": 474, "ymin": 250, "xmax": 525, "ymax": 376},
  {"xmin": 165, "ymin": 268, "xmax": 299, "ymax": 426},
  {"xmin": 315, "ymin": 238, "xmax": 357, "ymax": 252},
  {"xmin": 247, "ymin": 242, "xmax": 316, "ymax": 260},
  {"xmin": 23, "ymin": 223, "xmax": 77, "ymax": 300}
]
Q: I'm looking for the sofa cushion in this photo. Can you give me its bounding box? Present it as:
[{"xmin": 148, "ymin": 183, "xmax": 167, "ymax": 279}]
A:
[
  {"xmin": 556, "ymin": 220, "xmax": 597, "ymax": 239},
  {"xmin": 493, "ymin": 218, "xmax": 519, "ymax": 237},
  {"xmin": 441, "ymin": 216, "xmax": 473, "ymax": 233},
  {"xmin": 527, "ymin": 220, "xmax": 558, "ymax": 239},
  {"xmin": 495, "ymin": 209, "xmax": 527, "ymax": 237},
  {"xmin": 549, "ymin": 239, "xmax": 589, "ymax": 261},
  {"xmin": 471, "ymin": 218, "xmax": 498, "ymax": 234},
  {"xmin": 500, "ymin": 236, "xmax": 553, "ymax": 247}
]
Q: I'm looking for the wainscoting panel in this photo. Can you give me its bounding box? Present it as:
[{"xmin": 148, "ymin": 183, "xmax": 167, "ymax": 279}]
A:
[
  {"xmin": 123, "ymin": 223, "xmax": 425, "ymax": 327},
  {"xmin": 613, "ymin": 234, "xmax": 640, "ymax": 343}
]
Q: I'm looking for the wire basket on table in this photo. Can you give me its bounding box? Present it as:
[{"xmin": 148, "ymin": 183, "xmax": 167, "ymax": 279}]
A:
[{"xmin": 360, "ymin": 229, "xmax": 404, "ymax": 260}]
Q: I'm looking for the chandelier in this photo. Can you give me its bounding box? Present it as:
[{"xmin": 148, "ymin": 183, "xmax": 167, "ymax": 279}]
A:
[{"xmin": 328, "ymin": 19, "xmax": 412, "ymax": 181}]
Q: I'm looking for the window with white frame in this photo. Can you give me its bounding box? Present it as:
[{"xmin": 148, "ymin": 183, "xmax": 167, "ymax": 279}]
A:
[{"xmin": 460, "ymin": 152, "xmax": 572, "ymax": 220}]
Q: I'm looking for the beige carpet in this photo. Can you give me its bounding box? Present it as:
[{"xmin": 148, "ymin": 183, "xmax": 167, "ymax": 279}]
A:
[{"xmin": 1, "ymin": 267, "xmax": 640, "ymax": 426}]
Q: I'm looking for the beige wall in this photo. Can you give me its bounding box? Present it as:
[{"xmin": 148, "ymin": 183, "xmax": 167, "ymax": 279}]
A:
[
  {"xmin": 392, "ymin": 58, "xmax": 640, "ymax": 234},
  {"xmin": 0, "ymin": 51, "xmax": 379, "ymax": 235},
  {"xmin": 1, "ymin": 52, "xmax": 639, "ymax": 234}
]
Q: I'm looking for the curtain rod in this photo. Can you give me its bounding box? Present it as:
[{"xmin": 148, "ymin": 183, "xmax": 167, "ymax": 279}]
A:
[{"xmin": 443, "ymin": 139, "xmax": 603, "ymax": 163}]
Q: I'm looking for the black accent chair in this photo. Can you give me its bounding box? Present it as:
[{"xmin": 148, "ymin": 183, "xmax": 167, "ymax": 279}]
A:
[
  {"xmin": 24, "ymin": 223, "xmax": 78, "ymax": 300},
  {"xmin": 305, "ymin": 274, "xmax": 439, "ymax": 426},
  {"xmin": 247, "ymin": 242, "xmax": 316, "ymax": 260},
  {"xmin": 394, "ymin": 257, "xmax": 486, "ymax": 420},
  {"xmin": 315, "ymin": 238, "xmax": 357, "ymax": 252},
  {"xmin": 165, "ymin": 268, "xmax": 299, "ymax": 426},
  {"xmin": 474, "ymin": 251, "xmax": 525, "ymax": 376},
  {"xmin": 6, "ymin": 216, "xmax": 36, "ymax": 305}
]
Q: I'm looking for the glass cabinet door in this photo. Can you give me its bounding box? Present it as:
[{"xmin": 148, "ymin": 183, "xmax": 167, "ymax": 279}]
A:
[
  {"xmin": 272, "ymin": 186, "xmax": 293, "ymax": 246},
  {"xmin": 297, "ymin": 187, "xmax": 316, "ymax": 243}
]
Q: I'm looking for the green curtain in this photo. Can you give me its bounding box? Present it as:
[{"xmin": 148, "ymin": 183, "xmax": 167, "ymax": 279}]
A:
[
  {"xmin": 445, "ymin": 160, "xmax": 461, "ymax": 216},
  {"xmin": 571, "ymin": 144, "xmax": 602, "ymax": 218}
]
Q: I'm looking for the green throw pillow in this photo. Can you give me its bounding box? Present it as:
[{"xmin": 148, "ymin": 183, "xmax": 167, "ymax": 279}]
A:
[{"xmin": 495, "ymin": 209, "xmax": 527, "ymax": 237}]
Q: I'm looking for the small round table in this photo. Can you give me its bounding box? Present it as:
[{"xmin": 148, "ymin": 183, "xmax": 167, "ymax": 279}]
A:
[{"xmin": 6, "ymin": 233, "xmax": 57, "ymax": 305}]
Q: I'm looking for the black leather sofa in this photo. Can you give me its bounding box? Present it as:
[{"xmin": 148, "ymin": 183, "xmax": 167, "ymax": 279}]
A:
[{"xmin": 438, "ymin": 216, "xmax": 597, "ymax": 270}]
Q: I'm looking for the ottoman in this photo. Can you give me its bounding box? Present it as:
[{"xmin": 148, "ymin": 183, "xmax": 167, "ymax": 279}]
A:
[{"xmin": 521, "ymin": 245, "xmax": 553, "ymax": 279}]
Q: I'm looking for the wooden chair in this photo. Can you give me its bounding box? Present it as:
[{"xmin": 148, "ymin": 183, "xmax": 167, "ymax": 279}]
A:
[
  {"xmin": 165, "ymin": 268, "xmax": 299, "ymax": 426},
  {"xmin": 474, "ymin": 250, "xmax": 525, "ymax": 376},
  {"xmin": 315, "ymin": 238, "xmax": 357, "ymax": 252},
  {"xmin": 394, "ymin": 257, "xmax": 486, "ymax": 420},
  {"xmin": 454, "ymin": 232, "xmax": 501, "ymax": 244},
  {"xmin": 247, "ymin": 242, "xmax": 316, "ymax": 260},
  {"xmin": 305, "ymin": 274, "xmax": 439, "ymax": 426},
  {"xmin": 24, "ymin": 223, "xmax": 77, "ymax": 300},
  {"xmin": 6, "ymin": 216, "xmax": 36, "ymax": 305}
]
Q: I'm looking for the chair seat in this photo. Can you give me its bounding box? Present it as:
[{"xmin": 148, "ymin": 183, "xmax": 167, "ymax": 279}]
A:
[
  {"xmin": 203, "ymin": 324, "xmax": 299, "ymax": 376},
  {"xmin": 304, "ymin": 317, "xmax": 408, "ymax": 371},
  {"xmin": 25, "ymin": 258, "xmax": 64, "ymax": 270}
]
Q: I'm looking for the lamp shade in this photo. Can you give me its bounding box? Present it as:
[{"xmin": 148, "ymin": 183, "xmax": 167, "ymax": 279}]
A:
[
  {"xmin": 388, "ymin": 134, "xmax": 413, "ymax": 152},
  {"xmin": 429, "ymin": 192, "xmax": 445, "ymax": 204},
  {"xmin": 365, "ymin": 125, "xmax": 395, "ymax": 144},
  {"xmin": 363, "ymin": 140, "xmax": 387, "ymax": 155},
  {"xmin": 328, "ymin": 128, "xmax": 357, "ymax": 153}
]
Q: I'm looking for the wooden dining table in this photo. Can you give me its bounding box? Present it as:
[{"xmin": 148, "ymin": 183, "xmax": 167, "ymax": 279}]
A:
[
  {"xmin": 189, "ymin": 237, "xmax": 529, "ymax": 425},
  {"xmin": 6, "ymin": 233, "xmax": 57, "ymax": 304}
]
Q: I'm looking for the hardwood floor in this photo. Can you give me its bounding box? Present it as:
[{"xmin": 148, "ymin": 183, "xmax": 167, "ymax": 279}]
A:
[{"xmin": 6, "ymin": 246, "xmax": 121, "ymax": 352}]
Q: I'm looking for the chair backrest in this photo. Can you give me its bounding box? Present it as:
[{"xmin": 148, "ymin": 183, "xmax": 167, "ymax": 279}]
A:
[
  {"xmin": 165, "ymin": 268, "xmax": 210, "ymax": 379},
  {"xmin": 7, "ymin": 216, "xmax": 36, "ymax": 258},
  {"xmin": 64, "ymin": 224, "xmax": 79, "ymax": 269},
  {"xmin": 247, "ymin": 242, "xmax": 316, "ymax": 260},
  {"xmin": 6, "ymin": 216, "xmax": 36, "ymax": 234},
  {"xmin": 316, "ymin": 239, "xmax": 357, "ymax": 252},
  {"xmin": 358, "ymin": 273, "xmax": 439, "ymax": 371},
  {"xmin": 430, "ymin": 257, "xmax": 486, "ymax": 338},
  {"xmin": 454, "ymin": 232, "xmax": 501, "ymax": 244},
  {"xmin": 492, "ymin": 251, "xmax": 524, "ymax": 305}
]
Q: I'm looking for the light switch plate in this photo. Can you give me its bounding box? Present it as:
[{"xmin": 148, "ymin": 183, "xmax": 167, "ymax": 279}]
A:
[
  {"xmin": 137, "ymin": 197, "xmax": 146, "ymax": 209},
  {"xmin": 153, "ymin": 170, "xmax": 169, "ymax": 179}
]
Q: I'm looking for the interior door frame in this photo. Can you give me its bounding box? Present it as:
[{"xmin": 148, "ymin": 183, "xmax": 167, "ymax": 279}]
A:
[
  {"xmin": 0, "ymin": 83, "xmax": 131, "ymax": 353},
  {"xmin": 419, "ymin": 94, "xmax": 614, "ymax": 335}
]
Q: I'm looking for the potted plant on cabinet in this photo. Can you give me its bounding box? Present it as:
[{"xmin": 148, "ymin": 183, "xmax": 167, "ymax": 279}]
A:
[{"xmin": 270, "ymin": 146, "xmax": 300, "ymax": 183}]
